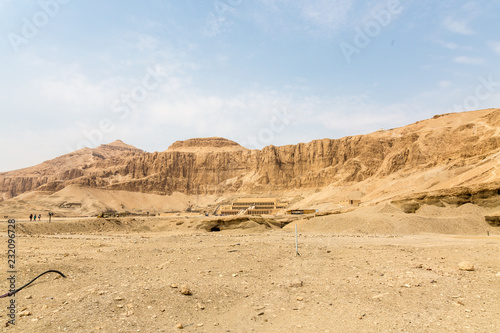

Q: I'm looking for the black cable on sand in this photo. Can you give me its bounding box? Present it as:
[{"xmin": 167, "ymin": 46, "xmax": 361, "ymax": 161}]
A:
[{"xmin": 0, "ymin": 270, "xmax": 66, "ymax": 298}]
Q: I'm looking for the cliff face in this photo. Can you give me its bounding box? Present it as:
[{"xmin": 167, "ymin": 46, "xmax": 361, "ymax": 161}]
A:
[
  {"xmin": 1, "ymin": 109, "xmax": 499, "ymax": 201},
  {"xmin": 0, "ymin": 140, "xmax": 143, "ymax": 200}
]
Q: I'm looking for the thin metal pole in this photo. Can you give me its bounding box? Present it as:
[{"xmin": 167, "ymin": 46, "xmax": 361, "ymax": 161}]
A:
[{"xmin": 295, "ymin": 223, "xmax": 299, "ymax": 256}]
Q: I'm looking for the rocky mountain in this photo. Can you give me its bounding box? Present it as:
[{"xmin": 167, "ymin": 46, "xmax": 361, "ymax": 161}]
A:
[
  {"xmin": 1, "ymin": 109, "xmax": 499, "ymax": 206},
  {"xmin": 0, "ymin": 140, "xmax": 143, "ymax": 201}
]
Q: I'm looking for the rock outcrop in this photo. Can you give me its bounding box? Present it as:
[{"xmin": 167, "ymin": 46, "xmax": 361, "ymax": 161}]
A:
[
  {"xmin": 167, "ymin": 137, "xmax": 246, "ymax": 151},
  {"xmin": 0, "ymin": 140, "xmax": 143, "ymax": 201},
  {"xmin": 1, "ymin": 109, "xmax": 499, "ymax": 204}
]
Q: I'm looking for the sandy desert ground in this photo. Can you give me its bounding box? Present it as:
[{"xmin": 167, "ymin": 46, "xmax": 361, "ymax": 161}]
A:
[{"xmin": 1, "ymin": 206, "xmax": 500, "ymax": 333}]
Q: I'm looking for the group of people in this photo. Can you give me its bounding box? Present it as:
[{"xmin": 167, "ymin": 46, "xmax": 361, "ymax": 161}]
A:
[{"xmin": 29, "ymin": 213, "xmax": 41, "ymax": 221}]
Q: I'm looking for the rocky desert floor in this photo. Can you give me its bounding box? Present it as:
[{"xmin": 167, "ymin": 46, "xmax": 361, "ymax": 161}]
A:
[{"xmin": 1, "ymin": 214, "xmax": 500, "ymax": 333}]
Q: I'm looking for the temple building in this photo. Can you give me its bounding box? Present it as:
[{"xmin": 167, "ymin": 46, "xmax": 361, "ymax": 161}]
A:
[{"xmin": 216, "ymin": 198, "xmax": 288, "ymax": 215}]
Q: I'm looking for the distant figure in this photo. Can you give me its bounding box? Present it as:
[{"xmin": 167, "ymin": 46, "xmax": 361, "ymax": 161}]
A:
[
  {"xmin": 38, "ymin": 214, "xmax": 41, "ymax": 221},
  {"xmin": 29, "ymin": 214, "xmax": 33, "ymax": 221},
  {"xmin": 33, "ymin": 214, "xmax": 36, "ymax": 221}
]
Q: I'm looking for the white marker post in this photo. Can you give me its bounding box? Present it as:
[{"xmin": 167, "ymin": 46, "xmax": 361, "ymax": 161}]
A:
[{"xmin": 295, "ymin": 223, "xmax": 300, "ymax": 256}]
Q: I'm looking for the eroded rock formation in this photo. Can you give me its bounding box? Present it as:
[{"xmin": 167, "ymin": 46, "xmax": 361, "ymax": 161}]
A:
[{"xmin": 1, "ymin": 109, "xmax": 499, "ymax": 204}]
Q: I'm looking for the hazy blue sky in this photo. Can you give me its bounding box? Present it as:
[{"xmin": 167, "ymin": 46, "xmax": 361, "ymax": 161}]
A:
[{"xmin": 1, "ymin": 0, "xmax": 499, "ymax": 171}]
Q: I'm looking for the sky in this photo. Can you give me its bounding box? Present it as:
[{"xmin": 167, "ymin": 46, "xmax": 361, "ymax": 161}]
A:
[{"xmin": 1, "ymin": 0, "xmax": 500, "ymax": 172}]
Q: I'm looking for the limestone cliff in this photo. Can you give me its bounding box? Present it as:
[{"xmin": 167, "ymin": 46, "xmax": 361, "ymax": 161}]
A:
[
  {"xmin": 1, "ymin": 109, "xmax": 499, "ymax": 203},
  {"xmin": 0, "ymin": 140, "xmax": 143, "ymax": 200}
]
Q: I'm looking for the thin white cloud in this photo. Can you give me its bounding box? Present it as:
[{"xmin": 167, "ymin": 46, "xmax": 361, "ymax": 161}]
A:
[
  {"xmin": 442, "ymin": 16, "xmax": 474, "ymax": 35},
  {"xmin": 135, "ymin": 34, "xmax": 160, "ymax": 52},
  {"xmin": 0, "ymin": 0, "xmax": 13, "ymax": 9},
  {"xmin": 203, "ymin": 1, "xmax": 241, "ymax": 37},
  {"xmin": 254, "ymin": 0, "xmax": 354, "ymax": 36},
  {"xmin": 308, "ymin": 99, "xmax": 412, "ymax": 135},
  {"xmin": 204, "ymin": 12, "xmax": 231, "ymax": 37},
  {"xmin": 299, "ymin": 0, "xmax": 353, "ymax": 30},
  {"xmin": 489, "ymin": 41, "xmax": 500, "ymax": 55},
  {"xmin": 0, "ymin": 126, "xmax": 82, "ymax": 172},
  {"xmin": 435, "ymin": 39, "xmax": 459, "ymax": 50},
  {"xmin": 40, "ymin": 73, "xmax": 108, "ymax": 110},
  {"xmin": 453, "ymin": 56, "xmax": 484, "ymax": 65},
  {"xmin": 439, "ymin": 81, "xmax": 452, "ymax": 88}
]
